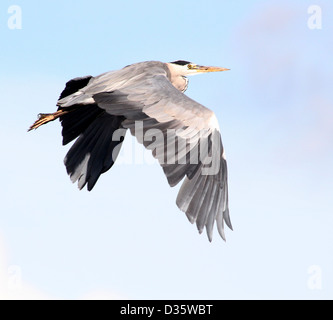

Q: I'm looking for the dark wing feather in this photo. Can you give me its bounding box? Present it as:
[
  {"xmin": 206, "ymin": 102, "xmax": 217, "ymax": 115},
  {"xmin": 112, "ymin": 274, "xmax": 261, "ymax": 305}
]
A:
[
  {"xmin": 64, "ymin": 113, "xmax": 126, "ymax": 191},
  {"xmin": 59, "ymin": 76, "xmax": 93, "ymax": 100},
  {"xmin": 57, "ymin": 75, "xmax": 126, "ymax": 190}
]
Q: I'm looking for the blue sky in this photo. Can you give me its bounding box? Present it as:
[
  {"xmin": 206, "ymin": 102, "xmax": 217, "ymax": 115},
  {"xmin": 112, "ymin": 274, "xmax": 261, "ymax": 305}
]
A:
[{"xmin": 0, "ymin": 0, "xmax": 332, "ymax": 299}]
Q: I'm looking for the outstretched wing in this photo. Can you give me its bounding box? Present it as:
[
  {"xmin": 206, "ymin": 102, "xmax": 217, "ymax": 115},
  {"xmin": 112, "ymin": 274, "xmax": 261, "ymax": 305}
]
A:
[
  {"xmin": 57, "ymin": 62, "xmax": 232, "ymax": 241},
  {"xmin": 93, "ymin": 74, "xmax": 232, "ymax": 241}
]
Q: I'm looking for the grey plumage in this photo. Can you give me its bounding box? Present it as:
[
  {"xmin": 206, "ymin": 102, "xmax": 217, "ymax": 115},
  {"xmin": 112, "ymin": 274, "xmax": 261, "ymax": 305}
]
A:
[{"xmin": 29, "ymin": 60, "xmax": 232, "ymax": 241}]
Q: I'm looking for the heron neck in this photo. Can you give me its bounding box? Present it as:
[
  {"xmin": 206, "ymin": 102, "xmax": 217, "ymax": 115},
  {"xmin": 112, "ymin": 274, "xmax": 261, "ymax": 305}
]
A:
[{"xmin": 170, "ymin": 75, "xmax": 188, "ymax": 93}]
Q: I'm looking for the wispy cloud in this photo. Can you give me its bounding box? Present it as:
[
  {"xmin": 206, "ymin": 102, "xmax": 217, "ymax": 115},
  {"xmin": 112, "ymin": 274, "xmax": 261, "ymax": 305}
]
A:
[
  {"xmin": 0, "ymin": 235, "xmax": 126, "ymax": 300},
  {"xmin": 0, "ymin": 236, "xmax": 50, "ymax": 300}
]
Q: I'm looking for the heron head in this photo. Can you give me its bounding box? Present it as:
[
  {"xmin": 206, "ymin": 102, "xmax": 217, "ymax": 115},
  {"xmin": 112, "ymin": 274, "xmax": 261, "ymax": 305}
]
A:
[{"xmin": 169, "ymin": 60, "xmax": 230, "ymax": 76}]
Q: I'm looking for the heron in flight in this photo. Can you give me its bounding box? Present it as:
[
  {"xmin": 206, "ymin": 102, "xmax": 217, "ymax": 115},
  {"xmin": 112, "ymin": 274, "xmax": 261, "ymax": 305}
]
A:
[{"xmin": 29, "ymin": 60, "xmax": 232, "ymax": 241}]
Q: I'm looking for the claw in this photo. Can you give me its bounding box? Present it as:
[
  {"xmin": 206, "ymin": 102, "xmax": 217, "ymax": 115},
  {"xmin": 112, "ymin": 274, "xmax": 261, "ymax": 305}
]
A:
[{"xmin": 28, "ymin": 110, "xmax": 69, "ymax": 131}]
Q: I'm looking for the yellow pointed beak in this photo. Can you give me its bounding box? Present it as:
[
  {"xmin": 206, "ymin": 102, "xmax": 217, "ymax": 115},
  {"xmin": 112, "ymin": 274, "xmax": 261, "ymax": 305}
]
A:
[{"xmin": 196, "ymin": 65, "xmax": 230, "ymax": 73}]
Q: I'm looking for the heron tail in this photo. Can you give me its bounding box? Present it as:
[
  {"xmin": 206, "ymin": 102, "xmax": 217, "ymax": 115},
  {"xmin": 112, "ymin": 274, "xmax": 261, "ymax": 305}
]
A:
[{"xmin": 28, "ymin": 76, "xmax": 94, "ymax": 132}]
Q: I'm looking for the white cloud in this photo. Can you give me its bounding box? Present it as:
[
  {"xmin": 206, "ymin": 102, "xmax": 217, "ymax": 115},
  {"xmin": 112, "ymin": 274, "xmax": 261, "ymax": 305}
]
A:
[
  {"xmin": 0, "ymin": 235, "xmax": 126, "ymax": 300},
  {"xmin": 0, "ymin": 236, "xmax": 51, "ymax": 300}
]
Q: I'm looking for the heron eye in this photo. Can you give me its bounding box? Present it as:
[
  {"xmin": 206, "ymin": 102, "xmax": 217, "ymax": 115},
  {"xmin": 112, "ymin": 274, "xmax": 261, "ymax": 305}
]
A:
[{"xmin": 188, "ymin": 64, "xmax": 193, "ymax": 70}]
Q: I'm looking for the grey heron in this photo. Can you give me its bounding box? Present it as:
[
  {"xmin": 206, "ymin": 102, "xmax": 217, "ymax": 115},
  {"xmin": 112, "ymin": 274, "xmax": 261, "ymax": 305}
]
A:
[{"xmin": 29, "ymin": 60, "xmax": 232, "ymax": 241}]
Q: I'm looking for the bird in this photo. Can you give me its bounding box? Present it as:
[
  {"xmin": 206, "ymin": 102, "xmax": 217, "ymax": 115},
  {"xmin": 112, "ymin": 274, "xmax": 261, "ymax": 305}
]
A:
[{"xmin": 29, "ymin": 60, "xmax": 232, "ymax": 241}]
